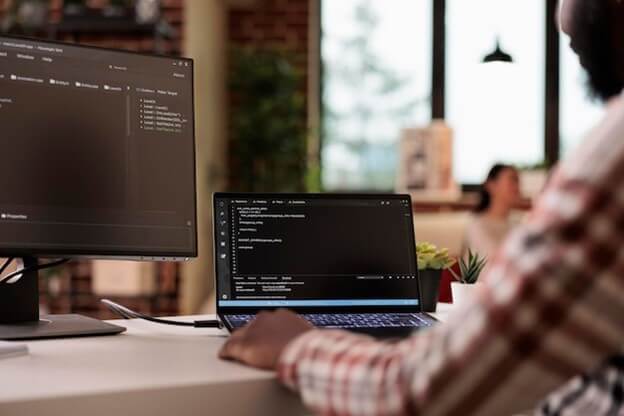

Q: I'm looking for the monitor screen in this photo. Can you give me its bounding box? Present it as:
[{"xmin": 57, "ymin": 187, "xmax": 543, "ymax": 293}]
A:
[
  {"xmin": 214, "ymin": 193, "xmax": 420, "ymax": 309},
  {"xmin": 0, "ymin": 36, "xmax": 196, "ymax": 259}
]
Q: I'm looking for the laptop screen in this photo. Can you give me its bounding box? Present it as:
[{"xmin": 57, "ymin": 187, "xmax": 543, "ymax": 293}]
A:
[{"xmin": 214, "ymin": 193, "xmax": 420, "ymax": 309}]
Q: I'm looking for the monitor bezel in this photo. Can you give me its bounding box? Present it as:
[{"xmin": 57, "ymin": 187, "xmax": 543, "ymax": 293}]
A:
[
  {"xmin": 0, "ymin": 35, "xmax": 198, "ymax": 260},
  {"xmin": 213, "ymin": 192, "xmax": 423, "ymax": 316}
]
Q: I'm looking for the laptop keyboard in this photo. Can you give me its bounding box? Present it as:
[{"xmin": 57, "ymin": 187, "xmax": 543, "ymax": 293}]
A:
[{"xmin": 225, "ymin": 313, "xmax": 435, "ymax": 330}]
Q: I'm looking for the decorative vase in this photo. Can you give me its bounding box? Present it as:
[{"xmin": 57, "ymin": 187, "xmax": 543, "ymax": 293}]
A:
[
  {"xmin": 451, "ymin": 282, "xmax": 481, "ymax": 306},
  {"xmin": 418, "ymin": 269, "xmax": 442, "ymax": 312},
  {"xmin": 135, "ymin": 0, "xmax": 161, "ymax": 24}
]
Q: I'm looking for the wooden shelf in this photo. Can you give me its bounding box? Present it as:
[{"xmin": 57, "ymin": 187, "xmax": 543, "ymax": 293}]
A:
[
  {"xmin": 49, "ymin": 19, "xmax": 158, "ymax": 36},
  {"xmin": 412, "ymin": 195, "xmax": 532, "ymax": 213}
]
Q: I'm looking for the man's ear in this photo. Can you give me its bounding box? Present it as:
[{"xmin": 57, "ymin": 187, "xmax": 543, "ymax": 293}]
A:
[{"xmin": 559, "ymin": 0, "xmax": 576, "ymax": 36}]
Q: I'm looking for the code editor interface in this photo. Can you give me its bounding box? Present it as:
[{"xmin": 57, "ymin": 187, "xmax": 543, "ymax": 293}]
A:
[
  {"xmin": 216, "ymin": 195, "xmax": 420, "ymax": 308},
  {"xmin": 0, "ymin": 37, "xmax": 196, "ymax": 256}
]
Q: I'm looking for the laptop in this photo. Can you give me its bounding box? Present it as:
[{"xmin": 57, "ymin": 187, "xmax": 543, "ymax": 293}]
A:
[{"xmin": 213, "ymin": 193, "xmax": 437, "ymax": 338}]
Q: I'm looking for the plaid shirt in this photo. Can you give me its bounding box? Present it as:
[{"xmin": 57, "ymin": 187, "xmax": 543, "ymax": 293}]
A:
[
  {"xmin": 536, "ymin": 355, "xmax": 624, "ymax": 415},
  {"xmin": 276, "ymin": 103, "xmax": 624, "ymax": 416}
]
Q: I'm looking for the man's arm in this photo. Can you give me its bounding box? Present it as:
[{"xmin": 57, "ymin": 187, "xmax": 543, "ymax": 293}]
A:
[{"xmin": 276, "ymin": 166, "xmax": 624, "ymax": 415}]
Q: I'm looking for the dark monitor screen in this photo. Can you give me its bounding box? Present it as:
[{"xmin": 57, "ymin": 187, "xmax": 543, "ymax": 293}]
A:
[
  {"xmin": 214, "ymin": 193, "xmax": 420, "ymax": 310},
  {"xmin": 0, "ymin": 36, "xmax": 197, "ymax": 259}
]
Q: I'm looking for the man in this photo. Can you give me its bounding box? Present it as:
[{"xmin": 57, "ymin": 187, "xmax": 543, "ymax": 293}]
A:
[{"xmin": 219, "ymin": 0, "xmax": 624, "ymax": 414}]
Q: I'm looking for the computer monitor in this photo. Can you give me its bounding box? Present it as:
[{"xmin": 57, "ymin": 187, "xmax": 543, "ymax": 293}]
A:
[{"xmin": 0, "ymin": 36, "xmax": 197, "ymax": 339}]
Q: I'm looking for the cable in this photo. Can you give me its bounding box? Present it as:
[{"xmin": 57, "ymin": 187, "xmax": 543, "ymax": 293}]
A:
[
  {"xmin": 0, "ymin": 258, "xmax": 69, "ymax": 284},
  {"xmin": 0, "ymin": 257, "xmax": 14, "ymax": 276},
  {"xmin": 104, "ymin": 301, "xmax": 135, "ymax": 320},
  {"xmin": 0, "ymin": 258, "xmax": 70, "ymax": 285},
  {"xmin": 103, "ymin": 299, "xmax": 195, "ymax": 326},
  {"xmin": 102, "ymin": 299, "xmax": 223, "ymax": 328},
  {"xmin": 101, "ymin": 299, "xmax": 223, "ymax": 329}
]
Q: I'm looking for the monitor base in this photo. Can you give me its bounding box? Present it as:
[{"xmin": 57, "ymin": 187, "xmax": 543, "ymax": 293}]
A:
[
  {"xmin": 0, "ymin": 314, "xmax": 126, "ymax": 340},
  {"xmin": 0, "ymin": 257, "xmax": 125, "ymax": 340}
]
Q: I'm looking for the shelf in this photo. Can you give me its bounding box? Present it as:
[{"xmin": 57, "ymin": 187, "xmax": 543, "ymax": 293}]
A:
[
  {"xmin": 49, "ymin": 19, "xmax": 157, "ymax": 36},
  {"xmin": 412, "ymin": 196, "xmax": 532, "ymax": 213}
]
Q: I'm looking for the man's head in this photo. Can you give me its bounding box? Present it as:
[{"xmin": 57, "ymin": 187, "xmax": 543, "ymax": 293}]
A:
[{"xmin": 559, "ymin": 0, "xmax": 624, "ymax": 102}]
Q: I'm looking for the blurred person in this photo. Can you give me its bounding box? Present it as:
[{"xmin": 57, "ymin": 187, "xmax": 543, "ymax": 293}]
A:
[
  {"xmin": 463, "ymin": 164, "xmax": 521, "ymax": 258},
  {"xmin": 219, "ymin": 1, "xmax": 624, "ymax": 415}
]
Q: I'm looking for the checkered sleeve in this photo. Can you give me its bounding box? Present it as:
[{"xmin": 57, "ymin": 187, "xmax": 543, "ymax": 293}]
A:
[
  {"xmin": 536, "ymin": 355, "xmax": 624, "ymax": 415},
  {"xmin": 277, "ymin": 120, "xmax": 624, "ymax": 415}
]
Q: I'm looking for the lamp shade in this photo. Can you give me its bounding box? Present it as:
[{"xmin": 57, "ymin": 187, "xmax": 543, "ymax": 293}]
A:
[{"xmin": 482, "ymin": 40, "xmax": 513, "ymax": 63}]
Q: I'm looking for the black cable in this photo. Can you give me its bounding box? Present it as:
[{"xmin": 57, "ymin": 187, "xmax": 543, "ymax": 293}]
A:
[
  {"xmin": 101, "ymin": 299, "xmax": 223, "ymax": 329},
  {"xmin": 0, "ymin": 257, "xmax": 14, "ymax": 276},
  {"xmin": 104, "ymin": 299, "xmax": 223, "ymax": 328},
  {"xmin": 134, "ymin": 314, "xmax": 196, "ymax": 327},
  {"xmin": 106, "ymin": 303, "xmax": 135, "ymax": 320},
  {"xmin": 0, "ymin": 258, "xmax": 70, "ymax": 285}
]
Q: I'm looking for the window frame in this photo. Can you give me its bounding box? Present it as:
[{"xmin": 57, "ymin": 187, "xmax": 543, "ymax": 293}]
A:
[{"xmin": 317, "ymin": 0, "xmax": 561, "ymax": 190}]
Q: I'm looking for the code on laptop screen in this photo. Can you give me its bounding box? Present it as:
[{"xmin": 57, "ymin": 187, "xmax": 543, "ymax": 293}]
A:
[{"xmin": 215, "ymin": 194, "xmax": 420, "ymax": 308}]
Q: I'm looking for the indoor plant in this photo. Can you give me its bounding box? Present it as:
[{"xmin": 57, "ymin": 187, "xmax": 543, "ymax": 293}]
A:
[
  {"xmin": 416, "ymin": 242, "xmax": 455, "ymax": 312},
  {"xmin": 228, "ymin": 47, "xmax": 310, "ymax": 192},
  {"xmin": 448, "ymin": 249, "xmax": 487, "ymax": 305}
]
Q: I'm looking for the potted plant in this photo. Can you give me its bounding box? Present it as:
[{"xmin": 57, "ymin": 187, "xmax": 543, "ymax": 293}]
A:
[
  {"xmin": 448, "ymin": 250, "xmax": 487, "ymax": 305},
  {"xmin": 228, "ymin": 47, "xmax": 310, "ymax": 192},
  {"xmin": 416, "ymin": 242, "xmax": 455, "ymax": 312}
]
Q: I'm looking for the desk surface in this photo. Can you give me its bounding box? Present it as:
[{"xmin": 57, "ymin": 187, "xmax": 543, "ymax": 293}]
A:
[
  {"xmin": 431, "ymin": 302, "xmax": 453, "ymax": 322},
  {"xmin": 0, "ymin": 305, "xmax": 455, "ymax": 416},
  {"xmin": 0, "ymin": 315, "xmax": 306, "ymax": 416}
]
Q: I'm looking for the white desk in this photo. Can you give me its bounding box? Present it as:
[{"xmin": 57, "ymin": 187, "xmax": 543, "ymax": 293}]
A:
[
  {"xmin": 430, "ymin": 302, "xmax": 454, "ymax": 323},
  {"xmin": 0, "ymin": 315, "xmax": 307, "ymax": 416},
  {"xmin": 0, "ymin": 305, "xmax": 457, "ymax": 416}
]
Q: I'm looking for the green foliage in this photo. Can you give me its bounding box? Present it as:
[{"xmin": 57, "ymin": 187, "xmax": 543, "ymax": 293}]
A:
[
  {"xmin": 416, "ymin": 242, "xmax": 456, "ymax": 271},
  {"xmin": 305, "ymin": 162, "xmax": 322, "ymax": 193},
  {"xmin": 449, "ymin": 249, "xmax": 487, "ymax": 284},
  {"xmin": 229, "ymin": 47, "xmax": 309, "ymax": 192}
]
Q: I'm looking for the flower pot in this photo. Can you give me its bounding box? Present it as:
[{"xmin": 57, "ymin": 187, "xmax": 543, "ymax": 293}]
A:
[
  {"xmin": 418, "ymin": 269, "xmax": 442, "ymax": 312},
  {"xmin": 451, "ymin": 282, "xmax": 481, "ymax": 306}
]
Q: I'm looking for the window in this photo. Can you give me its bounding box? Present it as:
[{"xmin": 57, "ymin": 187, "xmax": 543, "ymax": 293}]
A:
[
  {"xmin": 446, "ymin": 0, "xmax": 545, "ymax": 184},
  {"xmin": 321, "ymin": 0, "xmax": 432, "ymax": 190},
  {"xmin": 559, "ymin": 32, "xmax": 604, "ymax": 157}
]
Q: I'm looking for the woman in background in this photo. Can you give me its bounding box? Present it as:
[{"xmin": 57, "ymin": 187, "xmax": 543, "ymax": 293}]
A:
[{"xmin": 463, "ymin": 164, "xmax": 521, "ymax": 258}]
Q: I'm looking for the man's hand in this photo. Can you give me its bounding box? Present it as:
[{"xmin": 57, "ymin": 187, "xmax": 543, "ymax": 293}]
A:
[{"xmin": 218, "ymin": 309, "xmax": 314, "ymax": 370}]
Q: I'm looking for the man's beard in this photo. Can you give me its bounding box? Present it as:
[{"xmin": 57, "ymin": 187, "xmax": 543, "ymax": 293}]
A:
[{"xmin": 571, "ymin": 0, "xmax": 623, "ymax": 102}]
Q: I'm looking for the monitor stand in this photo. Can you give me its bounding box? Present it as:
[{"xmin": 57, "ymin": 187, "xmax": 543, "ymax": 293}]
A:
[{"xmin": 0, "ymin": 257, "xmax": 126, "ymax": 340}]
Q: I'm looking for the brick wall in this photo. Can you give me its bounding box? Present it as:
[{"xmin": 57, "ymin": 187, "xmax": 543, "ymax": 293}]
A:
[
  {"xmin": 229, "ymin": 0, "xmax": 308, "ymax": 49},
  {"xmin": 0, "ymin": 0, "xmax": 312, "ymax": 315},
  {"xmin": 0, "ymin": 0, "xmax": 184, "ymax": 54},
  {"xmin": 227, "ymin": 0, "xmax": 310, "ymax": 189},
  {"xmin": 228, "ymin": 0, "xmax": 308, "ymax": 93}
]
